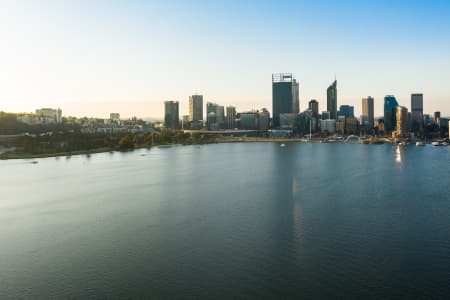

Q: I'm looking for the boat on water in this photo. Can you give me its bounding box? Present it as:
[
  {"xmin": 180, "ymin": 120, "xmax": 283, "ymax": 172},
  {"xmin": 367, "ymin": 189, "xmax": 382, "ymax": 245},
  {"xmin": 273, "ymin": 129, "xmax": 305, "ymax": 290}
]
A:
[
  {"xmin": 442, "ymin": 142, "xmax": 449, "ymax": 146},
  {"xmin": 280, "ymin": 144, "xmax": 286, "ymax": 147},
  {"xmin": 416, "ymin": 141, "xmax": 425, "ymax": 146},
  {"xmin": 432, "ymin": 141, "xmax": 441, "ymax": 146},
  {"xmin": 31, "ymin": 160, "xmax": 38, "ymax": 164}
]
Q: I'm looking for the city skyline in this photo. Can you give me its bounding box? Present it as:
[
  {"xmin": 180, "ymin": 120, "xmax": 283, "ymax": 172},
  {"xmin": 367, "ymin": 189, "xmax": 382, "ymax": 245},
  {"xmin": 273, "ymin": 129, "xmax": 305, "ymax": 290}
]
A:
[{"xmin": 1, "ymin": 1, "xmax": 450, "ymax": 118}]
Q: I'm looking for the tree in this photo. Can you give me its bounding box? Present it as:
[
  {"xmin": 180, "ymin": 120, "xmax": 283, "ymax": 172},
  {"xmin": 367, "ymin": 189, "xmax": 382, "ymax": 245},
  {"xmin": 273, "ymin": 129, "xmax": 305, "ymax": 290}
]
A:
[{"xmin": 118, "ymin": 134, "xmax": 135, "ymax": 150}]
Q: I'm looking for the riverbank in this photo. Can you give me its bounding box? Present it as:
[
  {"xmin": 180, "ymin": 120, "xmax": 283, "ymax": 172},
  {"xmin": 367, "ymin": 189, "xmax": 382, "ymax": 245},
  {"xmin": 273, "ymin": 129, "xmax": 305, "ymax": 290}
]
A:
[{"xmin": 0, "ymin": 137, "xmax": 393, "ymax": 160}]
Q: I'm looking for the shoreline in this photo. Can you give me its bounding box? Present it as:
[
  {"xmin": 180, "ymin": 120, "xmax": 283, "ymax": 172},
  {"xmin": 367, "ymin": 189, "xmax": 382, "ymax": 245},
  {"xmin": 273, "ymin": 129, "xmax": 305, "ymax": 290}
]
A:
[{"xmin": 0, "ymin": 137, "xmax": 398, "ymax": 160}]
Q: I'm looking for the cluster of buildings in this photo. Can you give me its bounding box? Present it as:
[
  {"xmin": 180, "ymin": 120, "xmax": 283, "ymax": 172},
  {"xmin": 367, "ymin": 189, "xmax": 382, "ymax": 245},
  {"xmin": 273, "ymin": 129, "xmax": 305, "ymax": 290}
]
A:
[
  {"xmin": 164, "ymin": 97, "xmax": 271, "ymax": 132},
  {"xmin": 164, "ymin": 73, "xmax": 449, "ymax": 139},
  {"xmin": 17, "ymin": 108, "xmax": 63, "ymax": 125}
]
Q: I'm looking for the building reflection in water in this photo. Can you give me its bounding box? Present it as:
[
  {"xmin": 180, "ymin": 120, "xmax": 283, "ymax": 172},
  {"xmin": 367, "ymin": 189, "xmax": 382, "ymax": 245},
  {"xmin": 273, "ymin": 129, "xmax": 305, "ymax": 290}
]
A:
[{"xmin": 395, "ymin": 146, "xmax": 402, "ymax": 164}]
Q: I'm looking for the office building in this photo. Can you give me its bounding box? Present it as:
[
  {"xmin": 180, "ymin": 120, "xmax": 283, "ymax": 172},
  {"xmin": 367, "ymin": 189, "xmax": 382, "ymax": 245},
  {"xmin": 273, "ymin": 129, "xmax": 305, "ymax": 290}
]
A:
[
  {"xmin": 434, "ymin": 111, "xmax": 441, "ymax": 126},
  {"xmin": 320, "ymin": 119, "xmax": 336, "ymax": 133},
  {"xmin": 226, "ymin": 106, "xmax": 236, "ymax": 129},
  {"xmin": 309, "ymin": 99, "xmax": 319, "ymax": 116},
  {"xmin": 258, "ymin": 108, "xmax": 270, "ymax": 131},
  {"xmin": 361, "ymin": 96, "xmax": 374, "ymax": 130},
  {"xmin": 207, "ymin": 102, "xmax": 225, "ymax": 130},
  {"xmin": 272, "ymin": 73, "xmax": 299, "ymax": 128},
  {"xmin": 411, "ymin": 93, "xmax": 423, "ymax": 133},
  {"xmin": 279, "ymin": 113, "xmax": 296, "ymax": 129},
  {"xmin": 336, "ymin": 116, "xmax": 346, "ymax": 134},
  {"xmin": 182, "ymin": 115, "xmax": 190, "ymax": 130},
  {"xmin": 327, "ymin": 80, "xmax": 337, "ymax": 120},
  {"xmin": 189, "ymin": 95, "xmax": 203, "ymax": 128},
  {"xmin": 339, "ymin": 105, "xmax": 354, "ymax": 118},
  {"xmin": 395, "ymin": 106, "xmax": 409, "ymax": 137},
  {"xmin": 239, "ymin": 111, "xmax": 258, "ymax": 130},
  {"xmin": 36, "ymin": 108, "xmax": 62, "ymax": 124},
  {"xmin": 345, "ymin": 117, "xmax": 359, "ymax": 134},
  {"xmin": 321, "ymin": 111, "xmax": 331, "ymax": 120},
  {"xmin": 384, "ymin": 95, "xmax": 399, "ymax": 133},
  {"xmin": 164, "ymin": 101, "xmax": 179, "ymax": 130}
]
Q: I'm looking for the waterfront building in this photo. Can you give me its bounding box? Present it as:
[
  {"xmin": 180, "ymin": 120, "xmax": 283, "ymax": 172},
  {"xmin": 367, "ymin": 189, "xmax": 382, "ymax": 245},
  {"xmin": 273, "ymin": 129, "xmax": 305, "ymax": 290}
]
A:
[
  {"xmin": 207, "ymin": 112, "xmax": 217, "ymax": 130},
  {"xmin": 423, "ymin": 114, "xmax": 432, "ymax": 126},
  {"xmin": 181, "ymin": 115, "xmax": 190, "ymax": 130},
  {"xmin": 280, "ymin": 113, "xmax": 296, "ymax": 129},
  {"xmin": 411, "ymin": 93, "xmax": 423, "ymax": 134},
  {"xmin": 395, "ymin": 106, "xmax": 409, "ymax": 138},
  {"xmin": 239, "ymin": 111, "xmax": 258, "ymax": 130},
  {"xmin": 320, "ymin": 119, "xmax": 336, "ymax": 133},
  {"xmin": 327, "ymin": 80, "xmax": 337, "ymax": 120},
  {"xmin": 226, "ymin": 106, "xmax": 236, "ymax": 129},
  {"xmin": 434, "ymin": 111, "xmax": 441, "ymax": 126},
  {"xmin": 309, "ymin": 99, "xmax": 319, "ymax": 116},
  {"xmin": 376, "ymin": 119, "xmax": 385, "ymax": 134},
  {"xmin": 384, "ymin": 95, "xmax": 399, "ymax": 133},
  {"xmin": 345, "ymin": 117, "xmax": 359, "ymax": 134},
  {"xmin": 339, "ymin": 105, "xmax": 354, "ymax": 118},
  {"xmin": 36, "ymin": 108, "xmax": 62, "ymax": 124},
  {"xmin": 258, "ymin": 108, "xmax": 270, "ymax": 131},
  {"xmin": 110, "ymin": 113, "xmax": 120, "ymax": 122},
  {"xmin": 321, "ymin": 111, "xmax": 331, "ymax": 120},
  {"xmin": 164, "ymin": 101, "xmax": 179, "ymax": 130},
  {"xmin": 272, "ymin": 73, "xmax": 299, "ymax": 128},
  {"xmin": 297, "ymin": 109, "xmax": 315, "ymax": 133},
  {"xmin": 361, "ymin": 96, "xmax": 374, "ymax": 131},
  {"xmin": 189, "ymin": 95, "xmax": 203, "ymax": 129},
  {"xmin": 336, "ymin": 116, "xmax": 346, "ymax": 135},
  {"xmin": 207, "ymin": 102, "xmax": 225, "ymax": 130}
]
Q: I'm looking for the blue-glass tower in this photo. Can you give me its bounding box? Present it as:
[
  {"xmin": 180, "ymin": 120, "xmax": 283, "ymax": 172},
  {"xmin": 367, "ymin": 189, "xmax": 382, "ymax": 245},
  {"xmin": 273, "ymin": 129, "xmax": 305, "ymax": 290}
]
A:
[{"xmin": 384, "ymin": 95, "xmax": 399, "ymax": 133}]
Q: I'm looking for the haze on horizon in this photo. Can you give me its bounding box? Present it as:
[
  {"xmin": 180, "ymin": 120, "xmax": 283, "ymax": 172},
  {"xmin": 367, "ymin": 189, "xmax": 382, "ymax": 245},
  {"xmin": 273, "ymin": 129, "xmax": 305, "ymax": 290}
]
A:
[{"xmin": 0, "ymin": 0, "xmax": 449, "ymax": 119}]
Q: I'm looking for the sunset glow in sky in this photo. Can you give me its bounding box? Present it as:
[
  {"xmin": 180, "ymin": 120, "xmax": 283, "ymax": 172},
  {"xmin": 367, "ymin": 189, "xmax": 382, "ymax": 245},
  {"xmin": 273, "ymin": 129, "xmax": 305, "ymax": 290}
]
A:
[{"xmin": 0, "ymin": 0, "xmax": 449, "ymax": 118}]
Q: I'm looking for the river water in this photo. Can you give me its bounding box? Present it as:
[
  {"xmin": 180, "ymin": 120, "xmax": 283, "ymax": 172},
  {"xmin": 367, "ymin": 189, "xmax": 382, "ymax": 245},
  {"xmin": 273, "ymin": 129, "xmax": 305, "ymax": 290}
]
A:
[{"xmin": 0, "ymin": 143, "xmax": 449, "ymax": 299}]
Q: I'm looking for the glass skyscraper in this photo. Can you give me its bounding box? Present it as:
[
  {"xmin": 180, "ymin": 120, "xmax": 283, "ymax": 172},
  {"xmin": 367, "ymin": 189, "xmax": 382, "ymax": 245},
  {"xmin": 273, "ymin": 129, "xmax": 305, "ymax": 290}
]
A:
[
  {"xmin": 362, "ymin": 96, "xmax": 374, "ymax": 130},
  {"xmin": 384, "ymin": 95, "xmax": 399, "ymax": 133},
  {"xmin": 272, "ymin": 73, "xmax": 299, "ymax": 128},
  {"xmin": 164, "ymin": 101, "xmax": 179, "ymax": 130},
  {"xmin": 339, "ymin": 105, "xmax": 354, "ymax": 118},
  {"xmin": 327, "ymin": 80, "xmax": 337, "ymax": 120},
  {"xmin": 411, "ymin": 93, "xmax": 423, "ymax": 133}
]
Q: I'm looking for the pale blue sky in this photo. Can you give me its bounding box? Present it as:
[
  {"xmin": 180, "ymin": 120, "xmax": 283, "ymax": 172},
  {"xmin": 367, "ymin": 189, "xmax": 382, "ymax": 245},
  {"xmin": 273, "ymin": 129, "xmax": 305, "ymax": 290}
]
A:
[{"xmin": 0, "ymin": 0, "xmax": 449, "ymax": 118}]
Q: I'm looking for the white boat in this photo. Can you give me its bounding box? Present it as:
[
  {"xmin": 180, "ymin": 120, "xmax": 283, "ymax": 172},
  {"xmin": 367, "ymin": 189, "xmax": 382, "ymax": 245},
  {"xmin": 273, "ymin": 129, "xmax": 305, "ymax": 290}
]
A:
[
  {"xmin": 442, "ymin": 142, "xmax": 449, "ymax": 146},
  {"xmin": 416, "ymin": 141, "xmax": 425, "ymax": 146},
  {"xmin": 280, "ymin": 143, "xmax": 286, "ymax": 147},
  {"xmin": 432, "ymin": 141, "xmax": 441, "ymax": 146}
]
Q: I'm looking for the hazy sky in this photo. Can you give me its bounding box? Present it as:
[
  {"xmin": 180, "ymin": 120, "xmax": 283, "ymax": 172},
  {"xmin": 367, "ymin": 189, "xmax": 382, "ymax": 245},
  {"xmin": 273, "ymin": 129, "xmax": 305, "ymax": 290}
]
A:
[{"xmin": 1, "ymin": 0, "xmax": 449, "ymax": 119}]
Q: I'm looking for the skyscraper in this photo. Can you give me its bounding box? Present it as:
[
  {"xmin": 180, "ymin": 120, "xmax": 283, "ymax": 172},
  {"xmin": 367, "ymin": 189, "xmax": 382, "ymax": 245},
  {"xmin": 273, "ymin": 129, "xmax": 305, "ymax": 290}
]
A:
[
  {"xmin": 206, "ymin": 102, "xmax": 224, "ymax": 130},
  {"xmin": 411, "ymin": 93, "xmax": 423, "ymax": 133},
  {"xmin": 189, "ymin": 95, "xmax": 203, "ymax": 125},
  {"xmin": 272, "ymin": 73, "xmax": 299, "ymax": 128},
  {"xmin": 384, "ymin": 95, "xmax": 399, "ymax": 133},
  {"xmin": 164, "ymin": 101, "xmax": 179, "ymax": 130},
  {"xmin": 339, "ymin": 105, "xmax": 354, "ymax": 118},
  {"xmin": 309, "ymin": 99, "xmax": 319, "ymax": 117},
  {"xmin": 361, "ymin": 96, "xmax": 374, "ymax": 130},
  {"xmin": 226, "ymin": 106, "xmax": 236, "ymax": 129},
  {"xmin": 327, "ymin": 80, "xmax": 337, "ymax": 120},
  {"xmin": 396, "ymin": 106, "xmax": 409, "ymax": 137},
  {"xmin": 434, "ymin": 111, "xmax": 441, "ymax": 126}
]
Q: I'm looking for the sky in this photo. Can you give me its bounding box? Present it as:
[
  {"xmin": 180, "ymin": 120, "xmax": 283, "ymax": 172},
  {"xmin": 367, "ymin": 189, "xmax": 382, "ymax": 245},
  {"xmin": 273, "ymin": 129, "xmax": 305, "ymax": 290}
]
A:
[{"xmin": 0, "ymin": 0, "xmax": 449, "ymax": 119}]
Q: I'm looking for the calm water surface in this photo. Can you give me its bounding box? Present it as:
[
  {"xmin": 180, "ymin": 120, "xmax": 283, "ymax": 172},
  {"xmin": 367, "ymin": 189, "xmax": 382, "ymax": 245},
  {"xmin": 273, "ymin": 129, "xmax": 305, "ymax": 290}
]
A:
[{"xmin": 0, "ymin": 143, "xmax": 449, "ymax": 299}]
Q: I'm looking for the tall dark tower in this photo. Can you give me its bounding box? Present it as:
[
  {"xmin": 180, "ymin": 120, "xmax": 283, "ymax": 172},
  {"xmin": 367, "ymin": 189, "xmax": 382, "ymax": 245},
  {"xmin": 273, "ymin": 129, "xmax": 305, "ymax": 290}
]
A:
[
  {"xmin": 272, "ymin": 73, "xmax": 299, "ymax": 128},
  {"xmin": 384, "ymin": 95, "xmax": 399, "ymax": 133},
  {"xmin": 327, "ymin": 80, "xmax": 337, "ymax": 120}
]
